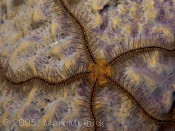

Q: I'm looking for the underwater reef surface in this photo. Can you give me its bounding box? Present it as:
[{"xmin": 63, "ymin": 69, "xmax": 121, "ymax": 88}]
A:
[{"xmin": 0, "ymin": 0, "xmax": 175, "ymax": 130}]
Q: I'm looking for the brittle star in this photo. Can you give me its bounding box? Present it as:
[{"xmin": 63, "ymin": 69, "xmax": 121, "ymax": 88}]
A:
[{"xmin": 2, "ymin": 0, "xmax": 175, "ymax": 130}]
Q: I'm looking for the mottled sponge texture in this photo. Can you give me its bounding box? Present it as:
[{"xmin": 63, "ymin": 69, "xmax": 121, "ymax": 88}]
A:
[{"xmin": 0, "ymin": 0, "xmax": 175, "ymax": 131}]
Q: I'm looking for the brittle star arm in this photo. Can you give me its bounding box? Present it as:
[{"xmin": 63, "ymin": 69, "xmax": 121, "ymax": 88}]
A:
[
  {"xmin": 106, "ymin": 41, "xmax": 175, "ymax": 66},
  {"xmin": 59, "ymin": 0, "xmax": 97, "ymax": 64},
  {"xmin": 90, "ymin": 78, "xmax": 98, "ymax": 131},
  {"xmin": 105, "ymin": 75, "xmax": 175, "ymax": 125},
  {"xmin": 4, "ymin": 71, "xmax": 90, "ymax": 86}
]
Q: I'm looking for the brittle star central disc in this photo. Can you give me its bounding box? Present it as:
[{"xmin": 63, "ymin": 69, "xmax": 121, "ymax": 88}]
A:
[{"xmin": 88, "ymin": 59, "xmax": 114, "ymax": 86}]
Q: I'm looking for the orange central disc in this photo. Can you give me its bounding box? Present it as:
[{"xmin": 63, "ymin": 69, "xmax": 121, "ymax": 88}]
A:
[{"xmin": 88, "ymin": 59, "xmax": 114, "ymax": 86}]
